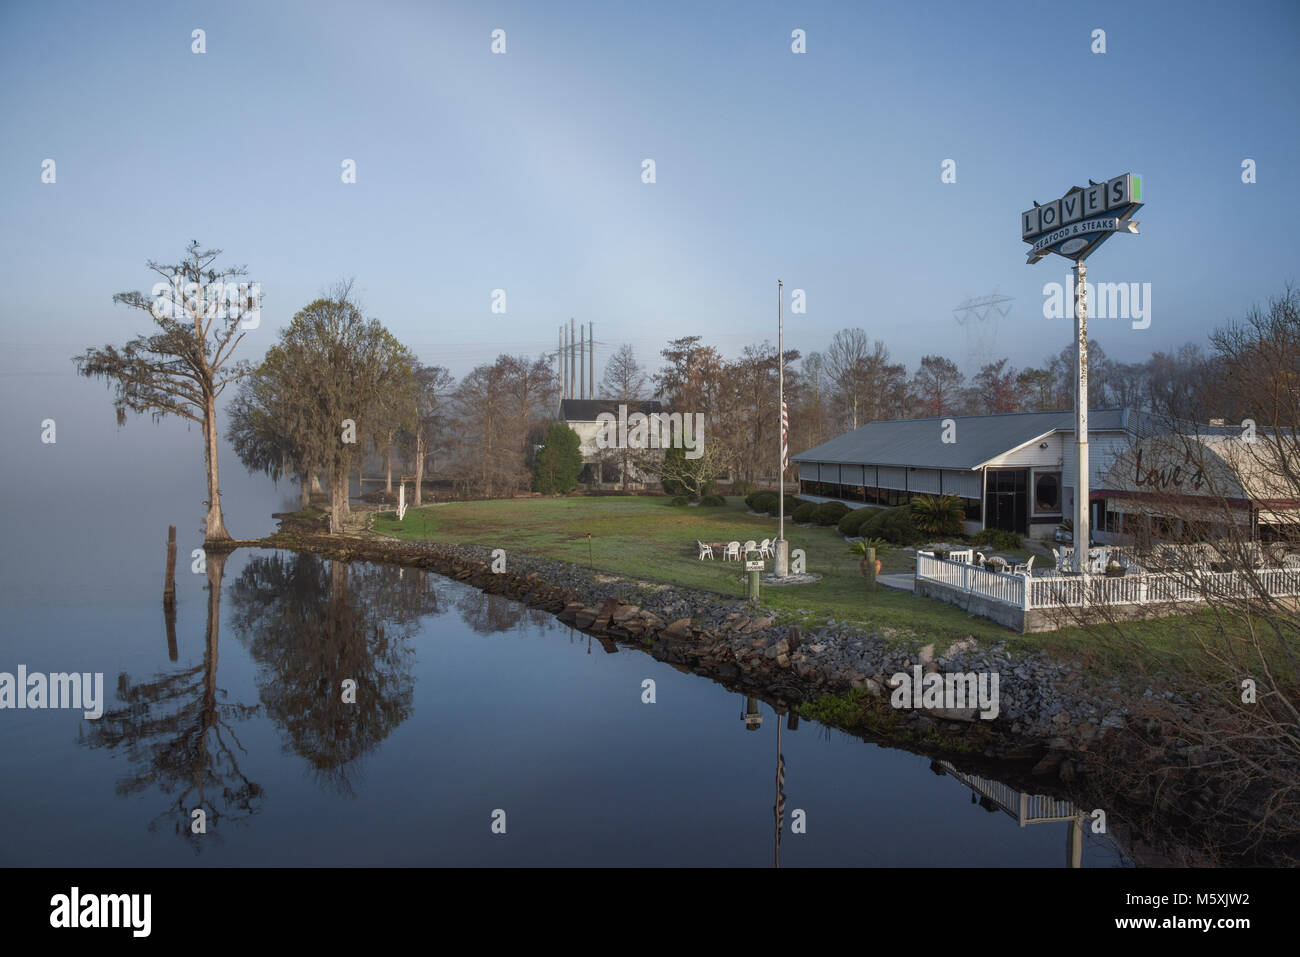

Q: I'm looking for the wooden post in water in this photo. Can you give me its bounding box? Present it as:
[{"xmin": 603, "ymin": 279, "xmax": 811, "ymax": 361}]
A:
[
  {"xmin": 163, "ymin": 525, "xmax": 177, "ymax": 606},
  {"xmin": 163, "ymin": 524, "xmax": 179, "ymax": 660}
]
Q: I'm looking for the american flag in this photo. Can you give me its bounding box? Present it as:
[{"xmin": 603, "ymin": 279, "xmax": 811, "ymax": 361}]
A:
[{"xmin": 780, "ymin": 400, "xmax": 789, "ymax": 473}]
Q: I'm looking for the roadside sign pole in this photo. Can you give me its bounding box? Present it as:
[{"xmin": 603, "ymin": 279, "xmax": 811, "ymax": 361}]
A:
[
  {"xmin": 1073, "ymin": 260, "xmax": 1089, "ymax": 573},
  {"xmin": 1022, "ymin": 174, "xmax": 1141, "ymax": 576}
]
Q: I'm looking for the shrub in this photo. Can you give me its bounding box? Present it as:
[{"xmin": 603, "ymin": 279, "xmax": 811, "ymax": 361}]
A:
[
  {"xmin": 911, "ymin": 494, "xmax": 966, "ymax": 536},
  {"xmin": 747, "ymin": 491, "xmax": 810, "ymax": 516},
  {"xmin": 837, "ymin": 507, "xmax": 876, "ymax": 537},
  {"xmin": 813, "ymin": 501, "xmax": 851, "ymax": 526},
  {"xmin": 668, "ymin": 495, "xmax": 689, "ymax": 507},
  {"xmin": 699, "ymin": 493, "xmax": 726, "ymax": 507},
  {"xmin": 792, "ymin": 502, "xmax": 817, "ymax": 523},
  {"xmin": 971, "ymin": 528, "xmax": 1023, "ymax": 550},
  {"xmin": 877, "ymin": 505, "xmax": 923, "ymax": 545},
  {"xmin": 532, "ymin": 423, "xmax": 583, "ymax": 494}
]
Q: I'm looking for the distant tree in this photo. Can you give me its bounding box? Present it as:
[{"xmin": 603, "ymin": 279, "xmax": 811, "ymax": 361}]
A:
[
  {"xmin": 911, "ymin": 355, "xmax": 965, "ymax": 417},
  {"xmin": 265, "ymin": 282, "xmax": 415, "ymax": 533},
  {"xmin": 653, "ymin": 441, "xmax": 728, "ymax": 500},
  {"xmin": 407, "ymin": 363, "xmax": 454, "ymax": 505},
  {"xmin": 601, "ymin": 343, "xmax": 648, "ymax": 400},
  {"xmin": 533, "ymin": 423, "xmax": 583, "ymax": 494},
  {"xmin": 452, "ymin": 354, "xmax": 554, "ymax": 497},
  {"xmin": 1015, "ymin": 366, "xmax": 1057, "ymax": 411},
  {"xmin": 75, "ymin": 241, "xmax": 255, "ymax": 542},
  {"xmin": 655, "ymin": 335, "xmax": 724, "ymax": 411},
  {"xmin": 824, "ymin": 328, "xmax": 872, "ymax": 429},
  {"xmin": 969, "ymin": 359, "xmax": 1019, "ymax": 413},
  {"xmin": 793, "ymin": 351, "xmax": 833, "ymax": 453},
  {"xmin": 228, "ymin": 350, "xmax": 322, "ymax": 509}
]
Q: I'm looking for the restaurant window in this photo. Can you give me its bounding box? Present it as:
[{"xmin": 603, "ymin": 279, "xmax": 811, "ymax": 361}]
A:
[{"xmin": 1033, "ymin": 471, "xmax": 1062, "ymax": 514}]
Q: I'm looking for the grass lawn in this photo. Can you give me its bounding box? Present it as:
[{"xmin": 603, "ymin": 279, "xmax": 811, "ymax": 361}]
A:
[{"xmin": 367, "ymin": 494, "xmax": 1236, "ymax": 666}]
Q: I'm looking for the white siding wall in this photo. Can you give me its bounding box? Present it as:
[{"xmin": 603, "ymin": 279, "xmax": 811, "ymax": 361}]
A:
[
  {"xmin": 841, "ymin": 464, "xmax": 864, "ymax": 486},
  {"xmin": 909, "ymin": 468, "xmax": 942, "ymax": 493},
  {"xmin": 878, "ymin": 466, "xmax": 907, "ymax": 490},
  {"xmin": 942, "ymin": 470, "xmax": 983, "ymax": 498},
  {"xmin": 984, "ymin": 433, "xmax": 1065, "ymax": 469},
  {"xmin": 1061, "ymin": 431, "xmax": 1133, "ymax": 490},
  {"xmin": 799, "ymin": 462, "xmax": 818, "ymax": 482}
]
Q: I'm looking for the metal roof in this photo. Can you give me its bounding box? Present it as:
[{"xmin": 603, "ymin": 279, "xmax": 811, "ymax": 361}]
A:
[
  {"xmin": 559, "ymin": 398, "xmax": 663, "ymax": 421},
  {"xmin": 793, "ymin": 409, "xmax": 1137, "ymax": 470}
]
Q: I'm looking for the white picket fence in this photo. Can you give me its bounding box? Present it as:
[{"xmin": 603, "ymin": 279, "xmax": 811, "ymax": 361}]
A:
[{"xmin": 916, "ymin": 552, "xmax": 1300, "ymax": 612}]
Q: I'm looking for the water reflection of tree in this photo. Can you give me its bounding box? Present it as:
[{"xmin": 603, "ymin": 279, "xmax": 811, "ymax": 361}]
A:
[
  {"xmin": 228, "ymin": 553, "xmax": 435, "ymax": 796},
  {"xmin": 454, "ymin": 588, "xmax": 552, "ymax": 636},
  {"xmin": 81, "ymin": 552, "xmax": 263, "ymax": 851}
]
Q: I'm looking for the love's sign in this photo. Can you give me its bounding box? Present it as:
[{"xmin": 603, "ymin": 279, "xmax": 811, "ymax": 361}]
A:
[{"xmin": 1022, "ymin": 174, "xmax": 1142, "ymax": 263}]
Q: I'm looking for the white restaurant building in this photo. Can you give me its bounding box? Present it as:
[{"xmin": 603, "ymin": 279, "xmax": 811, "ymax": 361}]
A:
[{"xmin": 791, "ymin": 408, "xmax": 1294, "ymax": 543}]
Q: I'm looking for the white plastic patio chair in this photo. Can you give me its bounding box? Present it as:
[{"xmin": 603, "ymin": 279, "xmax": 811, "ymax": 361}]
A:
[
  {"xmin": 758, "ymin": 538, "xmax": 773, "ymax": 558},
  {"xmin": 1013, "ymin": 555, "xmax": 1035, "ymax": 576},
  {"xmin": 743, "ymin": 540, "xmax": 758, "ymax": 558},
  {"xmin": 724, "ymin": 541, "xmax": 741, "ymax": 561},
  {"xmin": 697, "ymin": 540, "xmax": 714, "ymax": 561}
]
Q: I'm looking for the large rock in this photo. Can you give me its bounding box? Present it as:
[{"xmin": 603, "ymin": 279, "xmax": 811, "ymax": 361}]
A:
[
  {"xmin": 662, "ymin": 617, "xmax": 693, "ymax": 639},
  {"xmin": 612, "ymin": 604, "xmax": 640, "ymax": 623}
]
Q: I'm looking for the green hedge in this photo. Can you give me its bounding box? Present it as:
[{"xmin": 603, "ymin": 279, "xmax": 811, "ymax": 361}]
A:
[
  {"xmin": 699, "ymin": 494, "xmax": 726, "ymax": 507},
  {"xmin": 813, "ymin": 501, "xmax": 851, "ymax": 526},
  {"xmin": 837, "ymin": 507, "xmax": 877, "ymax": 537},
  {"xmin": 792, "ymin": 502, "xmax": 817, "ymax": 523},
  {"xmin": 668, "ymin": 495, "xmax": 690, "ymax": 507},
  {"xmin": 855, "ymin": 505, "xmax": 923, "ymax": 545},
  {"xmin": 745, "ymin": 491, "xmax": 805, "ymax": 516},
  {"xmin": 971, "ymin": 528, "xmax": 1023, "ymax": 550}
]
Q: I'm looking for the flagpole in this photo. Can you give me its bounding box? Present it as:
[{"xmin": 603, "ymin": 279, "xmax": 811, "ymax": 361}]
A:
[{"xmin": 775, "ymin": 278, "xmax": 789, "ymax": 577}]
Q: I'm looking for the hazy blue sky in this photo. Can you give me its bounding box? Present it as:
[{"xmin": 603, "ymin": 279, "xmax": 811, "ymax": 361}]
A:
[{"xmin": 2, "ymin": 0, "xmax": 1297, "ymax": 386}]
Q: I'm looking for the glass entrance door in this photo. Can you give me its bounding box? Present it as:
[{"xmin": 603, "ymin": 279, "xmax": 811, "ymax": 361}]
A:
[{"xmin": 984, "ymin": 469, "xmax": 1028, "ymax": 535}]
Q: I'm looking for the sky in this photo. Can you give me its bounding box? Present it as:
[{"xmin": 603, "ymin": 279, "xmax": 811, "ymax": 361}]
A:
[{"xmin": 1, "ymin": 0, "xmax": 1297, "ymax": 389}]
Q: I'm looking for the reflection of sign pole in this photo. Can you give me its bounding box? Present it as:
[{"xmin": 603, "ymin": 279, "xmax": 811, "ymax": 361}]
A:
[{"xmin": 1023, "ymin": 174, "xmax": 1142, "ymax": 574}]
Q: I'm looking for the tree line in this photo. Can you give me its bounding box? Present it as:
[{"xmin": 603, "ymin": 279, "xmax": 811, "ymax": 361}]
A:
[{"xmin": 75, "ymin": 241, "xmax": 1293, "ymax": 541}]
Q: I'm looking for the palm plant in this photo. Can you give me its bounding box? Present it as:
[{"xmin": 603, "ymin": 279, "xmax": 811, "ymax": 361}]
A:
[{"xmin": 911, "ymin": 494, "xmax": 965, "ymax": 536}]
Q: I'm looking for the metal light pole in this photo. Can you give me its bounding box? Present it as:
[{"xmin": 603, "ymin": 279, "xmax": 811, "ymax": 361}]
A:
[
  {"xmin": 774, "ymin": 278, "xmax": 790, "ymax": 577},
  {"xmin": 1073, "ymin": 261, "xmax": 1089, "ymax": 573}
]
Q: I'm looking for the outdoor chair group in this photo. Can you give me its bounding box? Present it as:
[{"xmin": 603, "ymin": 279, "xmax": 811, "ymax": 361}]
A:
[{"xmin": 698, "ymin": 538, "xmax": 774, "ymax": 561}]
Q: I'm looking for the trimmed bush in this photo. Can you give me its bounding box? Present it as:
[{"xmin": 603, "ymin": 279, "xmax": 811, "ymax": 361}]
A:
[
  {"xmin": 699, "ymin": 493, "xmax": 726, "ymax": 507},
  {"xmin": 855, "ymin": 505, "xmax": 922, "ymax": 545},
  {"xmin": 813, "ymin": 501, "xmax": 851, "ymax": 526},
  {"xmin": 971, "ymin": 528, "xmax": 1023, "ymax": 550},
  {"xmin": 837, "ymin": 507, "xmax": 876, "ymax": 537},
  {"xmin": 668, "ymin": 495, "xmax": 690, "ymax": 507},
  {"xmin": 792, "ymin": 502, "xmax": 817, "ymax": 523}
]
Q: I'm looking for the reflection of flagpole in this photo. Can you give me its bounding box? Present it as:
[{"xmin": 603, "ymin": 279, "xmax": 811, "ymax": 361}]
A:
[{"xmin": 774, "ymin": 716, "xmax": 785, "ymax": 868}]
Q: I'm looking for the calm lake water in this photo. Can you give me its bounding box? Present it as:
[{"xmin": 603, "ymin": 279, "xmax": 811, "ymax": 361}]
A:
[{"xmin": 0, "ymin": 376, "xmax": 1128, "ymax": 866}]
